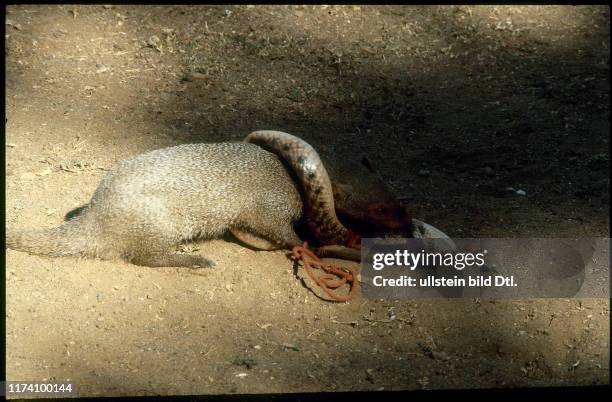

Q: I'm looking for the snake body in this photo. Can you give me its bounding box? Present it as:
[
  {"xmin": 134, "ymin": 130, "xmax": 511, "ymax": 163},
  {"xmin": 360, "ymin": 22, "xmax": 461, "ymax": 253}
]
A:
[{"xmin": 244, "ymin": 130, "xmax": 351, "ymax": 246}]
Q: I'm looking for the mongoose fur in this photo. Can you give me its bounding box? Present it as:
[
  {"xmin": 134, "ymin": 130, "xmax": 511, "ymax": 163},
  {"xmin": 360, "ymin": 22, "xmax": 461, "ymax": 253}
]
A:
[{"xmin": 7, "ymin": 143, "xmax": 304, "ymax": 268}]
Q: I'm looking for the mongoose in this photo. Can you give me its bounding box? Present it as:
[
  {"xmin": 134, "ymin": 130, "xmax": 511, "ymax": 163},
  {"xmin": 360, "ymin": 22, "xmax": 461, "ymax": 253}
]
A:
[
  {"xmin": 7, "ymin": 132, "xmax": 430, "ymax": 267},
  {"xmin": 7, "ymin": 143, "xmax": 304, "ymax": 268}
]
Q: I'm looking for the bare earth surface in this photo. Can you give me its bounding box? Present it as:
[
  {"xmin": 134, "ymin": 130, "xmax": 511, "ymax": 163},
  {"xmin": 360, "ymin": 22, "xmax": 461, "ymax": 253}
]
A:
[{"xmin": 5, "ymin": 5, "xmax": 609, "ymax": 396}]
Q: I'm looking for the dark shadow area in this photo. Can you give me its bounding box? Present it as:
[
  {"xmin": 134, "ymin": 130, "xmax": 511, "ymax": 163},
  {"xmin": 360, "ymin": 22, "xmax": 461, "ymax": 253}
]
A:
[{"xmin": 133, "ymin": 5, "xmax": 609, "ymax": 234}]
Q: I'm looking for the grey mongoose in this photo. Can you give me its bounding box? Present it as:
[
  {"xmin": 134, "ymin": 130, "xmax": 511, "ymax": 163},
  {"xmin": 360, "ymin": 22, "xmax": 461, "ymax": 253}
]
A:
[
  {"xmin": 7, "ymin": 142, "xmax": 304, "ymax": 268},
  {"xmin": 7, "ymin": 131, "xmax": 446, "ymax": 267}
]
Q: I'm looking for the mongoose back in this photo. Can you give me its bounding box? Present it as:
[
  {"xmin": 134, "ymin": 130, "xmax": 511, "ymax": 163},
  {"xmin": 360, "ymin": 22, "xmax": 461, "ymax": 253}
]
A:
[{"xmin": 7, "ymin": 143, "xmax": 304, "ymax": 268}]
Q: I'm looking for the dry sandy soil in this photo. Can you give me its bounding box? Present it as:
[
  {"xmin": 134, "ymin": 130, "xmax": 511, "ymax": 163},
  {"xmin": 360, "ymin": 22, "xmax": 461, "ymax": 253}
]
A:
[{"xmin": 4, "ymin": 5, "xmax": 610, "ymax": 397}]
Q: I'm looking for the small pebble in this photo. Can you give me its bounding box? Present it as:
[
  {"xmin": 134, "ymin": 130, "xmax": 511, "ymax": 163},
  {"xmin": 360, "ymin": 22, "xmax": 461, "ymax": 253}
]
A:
[
  {"xmin": 96, "ymin": 64, "xmax": 109, "ymax": 74},
  {"xmin": 146, "ymin": 35, "xmax": 161, "ymax": 50},
  {"xmin": 6, "ymin": 19, "xmax": 22, "ymax": 30},
  {"xmin": 190, "ymin": 72, "xmax": 207, "ymax": 80}
]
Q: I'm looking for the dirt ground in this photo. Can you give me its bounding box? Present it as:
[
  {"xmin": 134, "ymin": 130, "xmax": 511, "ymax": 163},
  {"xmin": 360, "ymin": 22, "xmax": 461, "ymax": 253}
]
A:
[{"xmin": 4, "ymin": 5, "xmax": 609, "ymax": 396}]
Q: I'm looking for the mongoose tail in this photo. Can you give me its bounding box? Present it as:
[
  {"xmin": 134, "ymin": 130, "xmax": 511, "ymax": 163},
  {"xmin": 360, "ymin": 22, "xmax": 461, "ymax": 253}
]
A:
[{"xmin": 6, "ymin": 214, "xmax": 96, "ymax": 258}]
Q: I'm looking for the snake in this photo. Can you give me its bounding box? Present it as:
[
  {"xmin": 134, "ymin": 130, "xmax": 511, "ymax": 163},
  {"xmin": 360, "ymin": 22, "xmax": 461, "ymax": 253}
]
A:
[
  {"xmin": 244, "ymin": 130, "xmax": 455, "ymax": 262},
  {"xmin": 244, "ymin": 130, "xmax": 353, "ymax": 247}
]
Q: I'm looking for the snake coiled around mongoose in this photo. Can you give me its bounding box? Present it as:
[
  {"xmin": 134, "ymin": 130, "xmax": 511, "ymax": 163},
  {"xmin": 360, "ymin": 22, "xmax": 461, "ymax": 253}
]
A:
[{"xmin": 245, "ymin": 130, "xmax": 354, "ymax": 247}]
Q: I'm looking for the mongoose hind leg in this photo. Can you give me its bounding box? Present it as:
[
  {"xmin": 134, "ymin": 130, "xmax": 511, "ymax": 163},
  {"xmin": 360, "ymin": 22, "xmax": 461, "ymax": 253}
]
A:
[
  {"xmin": 104, "ymin": 201, "xmax": 218, "ymax": 268},
  {"xmin": 131, "ymin": 252, "xmax": 216, "ymax": 268}
]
